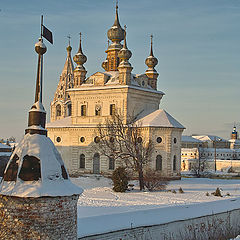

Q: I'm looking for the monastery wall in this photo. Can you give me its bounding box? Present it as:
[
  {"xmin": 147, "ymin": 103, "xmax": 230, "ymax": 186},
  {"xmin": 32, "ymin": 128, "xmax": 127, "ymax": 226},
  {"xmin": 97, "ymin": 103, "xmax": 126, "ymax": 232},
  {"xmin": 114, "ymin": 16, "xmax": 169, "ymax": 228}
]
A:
[
  {"xmin": 79, "ymin": 207, "xmax": 240, "ymax": 240},
  {"xmin": 0, "ymin": 194, "xmax": 79, "ymax": 240}
]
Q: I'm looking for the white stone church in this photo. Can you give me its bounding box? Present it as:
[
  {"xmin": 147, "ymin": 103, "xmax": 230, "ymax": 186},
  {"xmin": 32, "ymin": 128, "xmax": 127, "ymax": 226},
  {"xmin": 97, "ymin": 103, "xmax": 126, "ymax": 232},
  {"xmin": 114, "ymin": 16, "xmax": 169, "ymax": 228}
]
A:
[{"xmin": 47, "ymin": 4, "xmax": 185, "ymax": 179}]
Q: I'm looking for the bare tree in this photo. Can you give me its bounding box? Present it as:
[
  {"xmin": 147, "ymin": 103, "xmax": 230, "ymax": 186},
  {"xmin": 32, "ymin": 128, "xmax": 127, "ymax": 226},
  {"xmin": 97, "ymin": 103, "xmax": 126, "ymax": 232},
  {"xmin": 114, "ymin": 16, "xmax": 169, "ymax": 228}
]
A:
[
  {"xmin": 97, "ymin": 112, "xmax": 153, "ymax": 190},
  {"xmin": 191, "ymin": 148, "xmax": 208, "ymax": 177}
]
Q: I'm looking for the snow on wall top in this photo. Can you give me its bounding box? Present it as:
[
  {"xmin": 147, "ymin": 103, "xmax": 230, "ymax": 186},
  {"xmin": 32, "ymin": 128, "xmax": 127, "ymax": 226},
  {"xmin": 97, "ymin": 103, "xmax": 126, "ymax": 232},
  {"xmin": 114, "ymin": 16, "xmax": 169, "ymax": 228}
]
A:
[
  {"xmin": 0, "ymin": 133, "xmax": 83, "ymax": 197},
  {"xmin": 135, "ymin": 109, "xmax": 185, "ymax": 129}
]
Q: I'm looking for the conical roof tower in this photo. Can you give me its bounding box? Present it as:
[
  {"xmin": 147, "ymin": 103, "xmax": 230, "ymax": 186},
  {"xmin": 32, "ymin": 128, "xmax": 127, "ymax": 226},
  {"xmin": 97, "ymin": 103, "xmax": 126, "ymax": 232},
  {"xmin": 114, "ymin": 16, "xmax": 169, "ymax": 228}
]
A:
[{"xmin": 0, "ymin": 19, "xmax": 82, "ymax": 239}]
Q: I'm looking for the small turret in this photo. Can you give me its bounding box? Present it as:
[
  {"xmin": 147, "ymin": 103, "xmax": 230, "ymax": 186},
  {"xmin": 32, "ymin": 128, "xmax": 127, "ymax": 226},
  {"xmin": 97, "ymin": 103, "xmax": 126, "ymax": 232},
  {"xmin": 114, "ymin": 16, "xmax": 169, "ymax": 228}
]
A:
[
  {"xmin": 118, "ymin": 25, "xmax": 133, "ymax": 85},
  {"xmin": 73, "ymin": 33, "xmax": 87, "ymax": 86},
  {"xmin": 231, "ymin": 125, "xmax": 238, "ymax": 140},
  {"xmin": 145, "ymin": 35, "xmax": 159, "ymax": 90}
]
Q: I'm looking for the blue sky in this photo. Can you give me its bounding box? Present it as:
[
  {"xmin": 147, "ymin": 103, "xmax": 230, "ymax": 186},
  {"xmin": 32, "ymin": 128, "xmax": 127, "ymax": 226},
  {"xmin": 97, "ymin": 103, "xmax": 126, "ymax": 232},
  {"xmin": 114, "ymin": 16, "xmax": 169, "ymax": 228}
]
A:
[{"xmin": 0, "ymin": 0, "xmax": 239, "ymax": 141}]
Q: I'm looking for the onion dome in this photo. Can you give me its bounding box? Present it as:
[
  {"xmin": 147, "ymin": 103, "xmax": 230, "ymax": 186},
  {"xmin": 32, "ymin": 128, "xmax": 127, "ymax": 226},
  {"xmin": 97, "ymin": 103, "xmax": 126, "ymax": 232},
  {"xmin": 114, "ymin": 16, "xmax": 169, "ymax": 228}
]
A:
[
  {"xmin": 73, "ymin": 33, "xmax": 87, "ymax": 71},
  {"xmin": 145, "ymin": 35, "xmax": 158, "ymax": 69},
  {"xmin": 107, "ymin": 2, "xmax": 124, "ymax": 43},
  {"xmin": 118, "ymin": 25, "xmax": 132, "ymax": 67}
]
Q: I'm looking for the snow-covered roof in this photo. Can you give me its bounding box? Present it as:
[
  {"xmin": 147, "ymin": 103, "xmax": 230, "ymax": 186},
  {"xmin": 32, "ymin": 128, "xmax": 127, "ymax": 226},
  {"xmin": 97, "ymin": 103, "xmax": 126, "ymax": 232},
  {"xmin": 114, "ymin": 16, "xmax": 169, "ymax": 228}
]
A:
[
  {"xmin": 0, "ymin": 133, "xmax": 83, "ymax": 197},
  {"xmin": 135, "ymin": 109, "xmax": 185, "ymax": 129},
  {"xmin": 192, "ymin": 135, "xmax": 227, "ymax": 142},
  {"xmin": 47, "ymin": 116, "xmax": 72, "ymax": 128},
  {"xmin": 181, "ymin": 136, "xmax": 202, "ymax": 143}
]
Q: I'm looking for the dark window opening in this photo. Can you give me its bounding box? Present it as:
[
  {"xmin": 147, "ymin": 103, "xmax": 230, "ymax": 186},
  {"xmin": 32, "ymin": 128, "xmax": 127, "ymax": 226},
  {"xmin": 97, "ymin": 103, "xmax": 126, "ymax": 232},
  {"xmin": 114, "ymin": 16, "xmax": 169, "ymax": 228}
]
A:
[
  {"xmin": 109, "ymin": 157, "xmax": 115, "ymax": 170},
  {"xmin": 19, "ymin": 155, "xmax": 41, "ymax": 181},
  {"xmin": 56, "ymin": 104, "xmax": 61, "ymax": 117},
  {"xmin": 56, "ymin": 137, "xmax": 61, "ymax": 143},
  {"xmin": 95, "ymin": 105, "xmax": 101, "ymax": 116},
  {"xmin": 80, "ymin": 154, "xmax": 85, "ymax": 169},
  {"xmin": 67, "ymin": 104, "xmax": 72, "ymax": 116},
  {"xmin": 110, "ymin": 104, "xmax": 116, "ymax": 116},
  {"xmin": 173, "ymin": 155, "xmax": 177, "ymax": 171},
  {"xmin": 137, "ymin": 137, "xmax": 142, "ymax": 143},
  {"xmin": 81, "ymin": 105, "xmax": 86, "ymax": 116},
  {"xmin": 61, "ymin": 165, "xmax": 68, "ymax": 179},
  {"xmin": 156, "ymin": 137, "xmax": 162, "ymax": 143},
  {"xmin": 156, "ymin": 155, "xmax": 162, "ymax": 171},
  {"xmin": 174, "ymin": 138, "xmax": 177, "ymax": 144},
  {"xmin": 94, "ymin": 136, "xmax": 100, "ymax": 143},
  {"xmin": 4, "ymin": 154, "xmax": 19, "ymax": 181},
  {"xmin": 80, "ymin": 137, "xmax": 85, "ymax": 143}
]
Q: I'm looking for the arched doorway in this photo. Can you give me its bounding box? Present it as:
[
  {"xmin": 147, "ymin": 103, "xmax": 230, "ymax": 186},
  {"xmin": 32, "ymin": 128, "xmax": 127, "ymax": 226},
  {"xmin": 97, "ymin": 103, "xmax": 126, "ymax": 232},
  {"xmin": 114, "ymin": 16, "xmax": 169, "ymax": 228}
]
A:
[{"xmin": 93, "ymin": 153, "xmax": 100, "ymax": 174}]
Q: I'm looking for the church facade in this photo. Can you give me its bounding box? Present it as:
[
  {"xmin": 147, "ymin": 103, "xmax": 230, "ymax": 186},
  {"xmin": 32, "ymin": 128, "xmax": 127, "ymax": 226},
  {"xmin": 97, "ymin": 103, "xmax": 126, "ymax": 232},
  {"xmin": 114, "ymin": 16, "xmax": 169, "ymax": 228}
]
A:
[{"xmin": 47, "ymin": 5, "xmax": 185, "ymax": 179}]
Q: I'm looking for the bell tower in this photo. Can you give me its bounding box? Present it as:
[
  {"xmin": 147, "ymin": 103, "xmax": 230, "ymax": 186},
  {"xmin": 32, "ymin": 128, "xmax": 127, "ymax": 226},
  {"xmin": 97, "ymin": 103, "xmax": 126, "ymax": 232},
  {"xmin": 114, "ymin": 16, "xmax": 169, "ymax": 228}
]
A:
[{"xmin": 102, "ymin": 2, "xmax": 124, "ymax": 71}]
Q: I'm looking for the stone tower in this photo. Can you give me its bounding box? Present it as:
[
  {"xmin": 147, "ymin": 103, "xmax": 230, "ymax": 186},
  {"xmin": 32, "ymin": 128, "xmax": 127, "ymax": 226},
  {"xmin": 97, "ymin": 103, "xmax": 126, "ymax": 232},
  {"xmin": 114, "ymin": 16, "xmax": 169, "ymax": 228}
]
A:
[
  {"xmin": 50, "ymin": 39, "xmax": 75, "ymax": 122},
  {"xmin": 0, "ymin": 34, "xmax": 82, "ymax": 240}
]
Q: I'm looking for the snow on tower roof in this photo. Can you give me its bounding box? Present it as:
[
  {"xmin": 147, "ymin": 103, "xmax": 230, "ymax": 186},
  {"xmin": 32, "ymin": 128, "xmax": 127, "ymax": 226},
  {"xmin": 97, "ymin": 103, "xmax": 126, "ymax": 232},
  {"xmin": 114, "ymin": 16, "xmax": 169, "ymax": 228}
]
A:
[
  {"xmin": 135, "ymin": 109, "xmax": 185, "ymax": 129},
  {"xmin": 0, "ymin": 134, "xmax": 82, "ymax": 197}
]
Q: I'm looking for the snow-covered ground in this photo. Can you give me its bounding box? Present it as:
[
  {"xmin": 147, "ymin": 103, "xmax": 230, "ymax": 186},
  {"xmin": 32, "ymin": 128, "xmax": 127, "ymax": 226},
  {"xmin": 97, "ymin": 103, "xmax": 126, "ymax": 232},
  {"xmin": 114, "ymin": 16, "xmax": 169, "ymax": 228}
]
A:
[{"xmin": 72, "ymin": 176, "xmax": 240, "ymax": 238}]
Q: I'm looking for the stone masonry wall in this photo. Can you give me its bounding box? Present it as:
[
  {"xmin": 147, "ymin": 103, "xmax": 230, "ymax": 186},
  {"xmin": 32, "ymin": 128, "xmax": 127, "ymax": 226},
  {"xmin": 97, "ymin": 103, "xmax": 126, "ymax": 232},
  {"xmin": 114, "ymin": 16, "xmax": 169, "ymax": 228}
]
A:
[{"xmin": 0, "ymin": 194, "xmax": 79, "ymax": 240}]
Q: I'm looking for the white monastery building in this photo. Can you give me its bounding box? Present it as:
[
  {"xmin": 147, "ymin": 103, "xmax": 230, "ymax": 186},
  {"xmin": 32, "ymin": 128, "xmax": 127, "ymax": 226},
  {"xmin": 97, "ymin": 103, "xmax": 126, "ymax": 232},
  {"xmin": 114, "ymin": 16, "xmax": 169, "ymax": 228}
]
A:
[{"xmin": 47, "ymin": 4, "xmax": 185, "ymax": 179}]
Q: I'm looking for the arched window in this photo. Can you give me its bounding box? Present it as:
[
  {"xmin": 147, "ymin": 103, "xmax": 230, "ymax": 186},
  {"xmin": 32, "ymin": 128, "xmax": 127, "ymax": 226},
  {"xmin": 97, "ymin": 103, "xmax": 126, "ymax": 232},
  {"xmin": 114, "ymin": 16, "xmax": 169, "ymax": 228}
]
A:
[
  {"xmin": 56, "ymin": 104, "xmax": 61, "ymax": 117},
  {"xmin": 80, "ymin": 154, "xmax": 85, "ymax": 169},
  {"xmin": 156, "ymin": 155, "xmax": 162, "ymax": 171},
  {"xmin": 67, "ymin": 104, "xmax": 72, "ymax": 116},
  {"xmin": 109, "ymin": 157, "xmax": 115, "ymax": 170},
  {"xmin": 173, "ymin": 155, "xmax": 177, "ymax": 171}
]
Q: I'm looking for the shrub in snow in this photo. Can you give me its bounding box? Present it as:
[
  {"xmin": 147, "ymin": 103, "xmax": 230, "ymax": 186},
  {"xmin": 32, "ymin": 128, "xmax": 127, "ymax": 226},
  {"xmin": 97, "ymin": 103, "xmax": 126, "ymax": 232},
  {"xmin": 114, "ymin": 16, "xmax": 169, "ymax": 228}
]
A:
[
  {"xmin": 212, "ymin": 187, "xmax": 222, "ymax": 197},
  {"xmin": 172, "ymin": 190, "xmax": 176, "ymax": 194},
  {"xmin": 143, "ymin": 168, "xmax": 169, "ymax": 191},
  {"xmin": 226, "ymin": 192, "xmax": 231, "ymax": 196},
  {"xmin": 206, "ymin": 192, "xmax": 210, "ymax": 196},
  {"xmin": 112, "ymin": 167, "xmax": 128, "ymax": 192},
  {"xmin": 178, "ymin": 187, "xmax": 184, "ymax": 193}
]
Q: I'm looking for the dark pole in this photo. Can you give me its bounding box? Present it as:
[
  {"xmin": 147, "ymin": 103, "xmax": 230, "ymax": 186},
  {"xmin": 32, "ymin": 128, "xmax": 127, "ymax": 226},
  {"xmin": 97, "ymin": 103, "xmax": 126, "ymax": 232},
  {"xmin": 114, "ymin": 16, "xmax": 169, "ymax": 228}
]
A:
[
  {"xmin": 41, "ymin": 15, "xmax": 43, "ymax": 39},
  {"xmin": 214, "ymin": 137, "xmax": 217, "ymax": 172}
]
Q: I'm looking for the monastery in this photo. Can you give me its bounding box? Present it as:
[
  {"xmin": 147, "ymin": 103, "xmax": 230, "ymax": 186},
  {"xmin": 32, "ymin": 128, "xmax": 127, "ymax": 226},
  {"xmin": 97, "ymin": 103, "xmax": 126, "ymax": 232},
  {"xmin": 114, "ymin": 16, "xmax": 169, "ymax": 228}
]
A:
[{"xmin": 47, "ymin": 4, "xmax": 185, "ymax": 179}]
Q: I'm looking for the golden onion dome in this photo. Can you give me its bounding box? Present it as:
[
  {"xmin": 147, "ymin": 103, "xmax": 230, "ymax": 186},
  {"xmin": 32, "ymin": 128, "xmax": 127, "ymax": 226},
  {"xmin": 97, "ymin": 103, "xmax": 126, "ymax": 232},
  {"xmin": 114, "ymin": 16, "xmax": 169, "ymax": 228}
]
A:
[
  {"xmin": 73, "ymin": 33, "xmax": 87, "ymax": 66},
  {"xmin": 118, "ymin": 26, "xmax": 132, "ymax": 61},
  {"xmin": 35, "ymin": 38, "xmax": 47, "ymax": 55},
  {"xmin": 107, "ymin": 3, "xmax": 124, "ymax": 43},
  {"xmin": 145, "ymin": 35, "xmax": 158, "ymax": 69}
]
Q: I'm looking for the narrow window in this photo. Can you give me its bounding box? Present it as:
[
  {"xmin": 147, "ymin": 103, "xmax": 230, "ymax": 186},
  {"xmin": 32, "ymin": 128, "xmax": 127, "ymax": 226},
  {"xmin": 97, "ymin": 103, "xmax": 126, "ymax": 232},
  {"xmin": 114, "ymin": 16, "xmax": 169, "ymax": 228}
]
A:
[
  {"xmin": 67, "ymin": 104, "xmax": 72, "ymax": 116},
  {"xmin": 81, "ymin": 105, "xmax": 86, "ymax": 116},
  {"xmin": 109, "ymin": 157, "xmax": 115, "ymax": 170},
  {"xmin": 56, "ymin": 104, "xmax": 61, "ymax": 117},
  {"xmin": 156, "ymin": 155, "xmax": 162, "ymax": 171},
  {"xmin": 173, "ymin": 155, "xmax": 177, "ymax": 171},
  {"xmin": 80, "ymin": 154, "xmax": 85, "ymax": 169},
  {"xmin": 95, "ymin": 105, "xmax": 101, "ymax": 116},
  {"xmin": 110, "ymin": 104, "xmax": 116, "ymax": 116}
]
